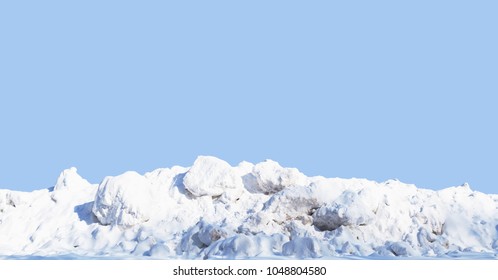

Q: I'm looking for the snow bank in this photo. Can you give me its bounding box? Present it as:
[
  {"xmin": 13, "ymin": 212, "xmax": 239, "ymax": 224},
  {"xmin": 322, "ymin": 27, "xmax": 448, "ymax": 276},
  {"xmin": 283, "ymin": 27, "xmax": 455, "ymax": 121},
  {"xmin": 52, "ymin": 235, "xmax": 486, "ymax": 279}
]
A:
[{"xmin": 1, "ymin": 156, "xmax": 497, "ymax": 259}]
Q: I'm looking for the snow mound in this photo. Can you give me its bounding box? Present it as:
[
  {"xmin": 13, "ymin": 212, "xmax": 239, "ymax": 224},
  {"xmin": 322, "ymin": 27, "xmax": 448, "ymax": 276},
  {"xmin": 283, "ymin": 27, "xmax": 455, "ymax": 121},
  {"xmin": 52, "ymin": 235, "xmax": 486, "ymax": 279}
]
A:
[{"xmin": 1, "ymin": 156, "xmax": 497, "ymax": 259}]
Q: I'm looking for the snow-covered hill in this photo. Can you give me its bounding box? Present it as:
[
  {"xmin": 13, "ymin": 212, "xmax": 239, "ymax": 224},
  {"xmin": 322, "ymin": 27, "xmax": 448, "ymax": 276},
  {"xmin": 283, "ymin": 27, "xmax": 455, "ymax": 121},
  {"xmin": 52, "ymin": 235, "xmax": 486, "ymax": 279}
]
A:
[{"xmin": 1, "ymin": 156, "xmax": 497, "ymax": 259}]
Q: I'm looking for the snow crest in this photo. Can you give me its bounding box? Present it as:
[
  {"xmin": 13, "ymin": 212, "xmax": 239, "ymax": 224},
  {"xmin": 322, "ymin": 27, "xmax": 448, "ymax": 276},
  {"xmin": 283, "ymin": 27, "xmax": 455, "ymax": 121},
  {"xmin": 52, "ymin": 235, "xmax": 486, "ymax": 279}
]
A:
[{"xmin": 1, "ymin": 156, "xmax": 497, "ymax": 259}]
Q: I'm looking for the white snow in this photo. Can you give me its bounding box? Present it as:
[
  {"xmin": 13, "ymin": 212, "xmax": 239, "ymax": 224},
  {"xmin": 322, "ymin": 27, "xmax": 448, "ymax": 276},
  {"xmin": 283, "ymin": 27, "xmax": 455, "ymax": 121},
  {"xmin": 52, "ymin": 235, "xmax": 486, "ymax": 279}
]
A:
[{"xmin": 0, "ymin": 156, "xmax": 497, "ymax": 259}]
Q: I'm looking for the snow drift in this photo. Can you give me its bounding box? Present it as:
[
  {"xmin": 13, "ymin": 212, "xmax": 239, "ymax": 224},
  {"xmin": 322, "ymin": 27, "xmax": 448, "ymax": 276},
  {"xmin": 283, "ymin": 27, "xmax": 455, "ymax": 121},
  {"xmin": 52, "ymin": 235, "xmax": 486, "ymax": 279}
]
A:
[{"xmin": 0, "ymin": 156, "xmax": 497, "ymax": 259}]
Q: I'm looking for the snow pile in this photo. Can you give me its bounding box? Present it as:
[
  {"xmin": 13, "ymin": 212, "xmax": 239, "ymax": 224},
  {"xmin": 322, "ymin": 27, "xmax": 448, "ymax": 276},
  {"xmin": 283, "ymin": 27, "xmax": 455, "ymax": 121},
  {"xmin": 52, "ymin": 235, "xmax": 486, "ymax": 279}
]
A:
[{"xmin": 0, "ymin": 156, "xmax": 497, "ymax": 259}]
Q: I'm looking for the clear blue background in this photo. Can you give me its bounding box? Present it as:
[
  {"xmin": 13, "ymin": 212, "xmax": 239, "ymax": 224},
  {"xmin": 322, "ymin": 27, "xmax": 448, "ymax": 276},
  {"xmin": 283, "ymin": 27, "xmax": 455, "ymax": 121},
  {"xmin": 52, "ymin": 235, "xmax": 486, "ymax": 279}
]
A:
[{"xmin": 1, "ymin": 1, "xmax": 496, "ymax": 193}]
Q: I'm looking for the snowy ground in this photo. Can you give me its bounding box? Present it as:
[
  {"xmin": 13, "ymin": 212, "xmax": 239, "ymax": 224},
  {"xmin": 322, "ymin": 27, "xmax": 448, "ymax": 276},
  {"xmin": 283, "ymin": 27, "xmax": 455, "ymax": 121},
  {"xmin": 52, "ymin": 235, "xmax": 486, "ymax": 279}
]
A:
[{"xmin": 1, "ymin": 156, "xmax": 497, "ymax": 259}]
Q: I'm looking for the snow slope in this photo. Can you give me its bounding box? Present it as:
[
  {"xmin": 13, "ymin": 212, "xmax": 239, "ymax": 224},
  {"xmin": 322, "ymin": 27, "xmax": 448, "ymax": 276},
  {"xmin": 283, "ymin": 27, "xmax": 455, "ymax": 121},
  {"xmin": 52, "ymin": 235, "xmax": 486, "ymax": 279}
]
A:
[{"xmin": 1, "ymin": 156, "xmax": 497, "ymax": 259}]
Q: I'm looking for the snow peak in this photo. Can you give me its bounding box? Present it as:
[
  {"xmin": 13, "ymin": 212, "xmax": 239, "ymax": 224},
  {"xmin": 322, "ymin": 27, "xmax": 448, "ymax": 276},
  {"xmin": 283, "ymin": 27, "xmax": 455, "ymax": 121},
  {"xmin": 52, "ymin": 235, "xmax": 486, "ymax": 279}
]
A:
[{"xmin": 173, "ymin": 266, "xmax": 235, "ymax": 276}]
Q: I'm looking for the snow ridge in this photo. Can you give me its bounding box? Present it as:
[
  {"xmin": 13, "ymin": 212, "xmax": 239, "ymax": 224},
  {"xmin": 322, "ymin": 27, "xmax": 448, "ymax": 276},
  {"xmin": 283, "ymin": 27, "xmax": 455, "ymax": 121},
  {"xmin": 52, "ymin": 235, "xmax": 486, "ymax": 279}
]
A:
[{"xmin": 1, "ymin": 156, "xmax": 497, "ymax": 259}]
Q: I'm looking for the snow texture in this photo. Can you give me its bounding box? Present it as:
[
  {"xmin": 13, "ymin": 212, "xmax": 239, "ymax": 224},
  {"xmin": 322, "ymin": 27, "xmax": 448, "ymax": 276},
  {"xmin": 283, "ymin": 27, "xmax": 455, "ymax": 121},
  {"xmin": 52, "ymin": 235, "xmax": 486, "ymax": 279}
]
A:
[{"xmin": 1, "ymin": 156, "xmax": 498, "ymax": 259}]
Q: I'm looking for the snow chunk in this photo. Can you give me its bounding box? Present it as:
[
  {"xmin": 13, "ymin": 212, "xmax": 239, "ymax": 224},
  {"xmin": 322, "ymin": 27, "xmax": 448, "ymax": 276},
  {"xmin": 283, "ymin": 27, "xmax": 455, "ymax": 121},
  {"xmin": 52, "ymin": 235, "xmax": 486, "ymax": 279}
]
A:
[
  {"xmin": 313, "ymin": 190, "xmax": 376, "ymax": 231},
  {"xmin": 92, "ymin": 171, "xmax": 157, "ymax": 227},
  {"xmin": 252, "ymin": 160, "xmax": 308, "ymax": 194},
  {"xmin": 183, "ymin": 156, "xmax": 243, "ymax": 197}
]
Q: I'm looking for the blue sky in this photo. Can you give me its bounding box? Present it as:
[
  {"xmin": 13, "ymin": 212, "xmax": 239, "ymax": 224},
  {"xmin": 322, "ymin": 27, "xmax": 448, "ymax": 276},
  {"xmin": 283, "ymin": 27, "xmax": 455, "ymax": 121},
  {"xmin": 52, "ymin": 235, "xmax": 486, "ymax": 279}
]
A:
[{"xmin": 1, "ymin": 1, "xmax": 496, "ymax": 194}]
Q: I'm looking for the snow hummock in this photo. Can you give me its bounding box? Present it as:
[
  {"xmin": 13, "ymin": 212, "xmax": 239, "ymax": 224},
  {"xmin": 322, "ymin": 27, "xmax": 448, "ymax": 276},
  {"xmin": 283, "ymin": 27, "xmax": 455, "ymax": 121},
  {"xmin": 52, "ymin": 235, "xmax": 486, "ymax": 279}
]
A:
[{"xmin": 0, "ymin": 156, "xmax": 497, "ymax": 259}]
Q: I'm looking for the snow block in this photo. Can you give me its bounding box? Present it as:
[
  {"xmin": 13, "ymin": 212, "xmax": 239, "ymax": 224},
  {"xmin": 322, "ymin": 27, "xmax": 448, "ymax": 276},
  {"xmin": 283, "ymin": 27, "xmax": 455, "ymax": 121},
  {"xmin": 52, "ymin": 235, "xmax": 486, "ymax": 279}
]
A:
[{"xmin": 183, "ymin": 156, "xmax": 243, "ymax": 197}]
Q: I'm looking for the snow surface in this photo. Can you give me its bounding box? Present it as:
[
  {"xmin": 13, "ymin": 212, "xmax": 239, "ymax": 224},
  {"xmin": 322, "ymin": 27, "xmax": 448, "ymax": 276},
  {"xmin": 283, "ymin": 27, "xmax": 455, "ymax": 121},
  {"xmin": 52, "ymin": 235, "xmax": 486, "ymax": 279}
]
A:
[{"xmin": 1, "ymin": 156, "xmax": 497, "ymax": 259}]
